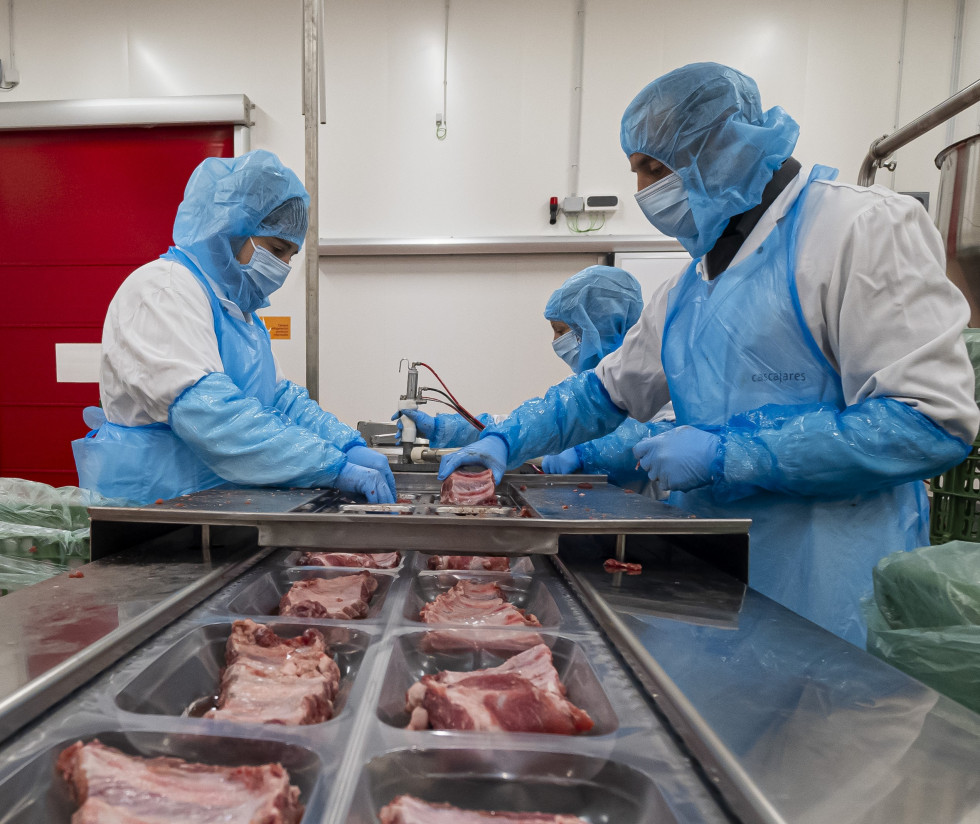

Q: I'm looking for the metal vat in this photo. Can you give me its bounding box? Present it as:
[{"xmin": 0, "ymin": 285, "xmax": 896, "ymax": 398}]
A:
[{"xmin": 936, "ymin": 133, "xmax": 980, "ymax": 326}]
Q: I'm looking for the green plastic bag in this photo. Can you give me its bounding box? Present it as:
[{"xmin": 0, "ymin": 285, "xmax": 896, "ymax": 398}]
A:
[
  {"xmin": 0, "ymin": 477, "xmax": 113, "ymax": 562},
  {"xmin": 0, "ymin": 555, "xmax": 64, "ymax": 596},
  {"xmin": 866, "ymin": 541, "xmax": 980, "ymax": 713}
]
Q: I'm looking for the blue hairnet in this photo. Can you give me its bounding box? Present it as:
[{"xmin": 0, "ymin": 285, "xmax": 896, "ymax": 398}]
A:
[
  {"xmin": 621, "ymin": 63, "xmax": 799, "ymax": 258},
  {"xmin": 544, "ymin": 266, "xmax": 643, "ymax": 372},
  {"xmin": 172, "ymin": 150, "xmax": 309, "ymax": 309}
]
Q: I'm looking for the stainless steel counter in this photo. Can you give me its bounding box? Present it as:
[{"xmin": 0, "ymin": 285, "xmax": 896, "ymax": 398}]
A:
[
  {"xmin": 0, "ymin": 524, "xmax": 267, "ymax": 744},
  {"xmin": 1, "ymin": 477, "xmax": 978, "ymax": 823},
  {"xmin": 555, "ymin": 539, "xmax": 980, "ymax": 824}
]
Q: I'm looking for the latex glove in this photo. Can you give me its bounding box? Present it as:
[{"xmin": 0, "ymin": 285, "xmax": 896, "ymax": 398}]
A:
[
  {"xmin": 542, "ymin": 447, "xmax": 581, "ymax": 475},
  {"xmin": 632, "ymin": 426, "xmax": 720, "ymax": 492},
  {"xmin": 334, "ymin": 461, "xmax": 396, "ymax": 504},
  {"xmin": 344, "ymin": 445, "xmax": 397, "ymax": 502},
  {"xmin": 392, "ymin": 408, "xmax": 436, "ymax": 442},
  {"xmin": 437, "ymin": 434, "xmax": 509, "ymax": 484}
]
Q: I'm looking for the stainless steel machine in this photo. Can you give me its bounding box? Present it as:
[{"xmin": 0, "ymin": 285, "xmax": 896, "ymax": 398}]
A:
[{"xmin": 0, "ymin": 471, "xmax": 978, "ymax": 823}]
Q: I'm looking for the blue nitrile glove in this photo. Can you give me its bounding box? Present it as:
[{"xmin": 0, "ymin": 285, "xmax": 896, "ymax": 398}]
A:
[
  {"xmin": 344, "ymin": 445, "xmax": 397, "ymax": 502},
  {"xmin": 437, "ymin": 434, "xmax": 510, "ymax": 484},
  {"xmin": 542, "ymin": 447, "xmax": 582, "ymax": 475},
  {"xmin": 392, "ymin": 408, "xmax": 436, "ymax": 441},
  {"xmin": 633, "ymin": 426, "xmax": 721, "ymax": 492},
  {"xmin": 334, "ymin": 461, "xmax": 395, "ymax": 503}
]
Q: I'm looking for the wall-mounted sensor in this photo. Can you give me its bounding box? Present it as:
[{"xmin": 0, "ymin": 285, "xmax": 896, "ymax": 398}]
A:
[{"xmin": 583, "ymin": 195, "xmax": 618, "ymax": 212}]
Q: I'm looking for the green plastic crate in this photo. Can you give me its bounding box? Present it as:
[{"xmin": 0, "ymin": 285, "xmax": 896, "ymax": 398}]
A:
[{"xmin": 929, "ymin": 438, "xmax": 980, "ymax": 543}]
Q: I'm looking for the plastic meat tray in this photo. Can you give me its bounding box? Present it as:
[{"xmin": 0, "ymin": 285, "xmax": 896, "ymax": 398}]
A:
[{"xmin": 0, "ymin": 548, "xmax": 732, "ymax": 824}]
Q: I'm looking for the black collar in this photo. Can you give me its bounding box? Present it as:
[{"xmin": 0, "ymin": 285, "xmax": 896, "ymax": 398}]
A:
[{"xmin": 704, "ymin": 157, "xmax": 802, "ymax": 278}]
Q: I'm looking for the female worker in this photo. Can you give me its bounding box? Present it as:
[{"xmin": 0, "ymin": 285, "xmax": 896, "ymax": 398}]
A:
[
  {"xmin": 439, "ymin": 63, "xmax": 979, "ymax": 646},
  {"xmin": 73, "ymin": 150, "xmax": 396, "ymax": 505},
  {"xmin": 398, "ymin": 265, "xmax": 671, "ymax": 490}
]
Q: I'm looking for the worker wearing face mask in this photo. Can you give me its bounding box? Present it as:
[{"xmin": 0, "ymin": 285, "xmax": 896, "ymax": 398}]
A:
[
  {"xmin": 73, "ymin": 150, "xmax": 396, "ymax": 505},
  {"xmin": 396, "ymin": 266, "xmax": 672, "ymax": 490},
  {"xmin": 439, "ymin": 62, "xmax": 979, "ymax": 646}
]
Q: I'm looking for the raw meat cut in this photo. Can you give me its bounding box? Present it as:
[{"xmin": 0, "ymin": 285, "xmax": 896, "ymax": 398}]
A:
[
  {"xmin": 278, "ymin": 572, "xmax": 378, "ymax": 619},
  {"xmin": 427, "ymin": 555, "xmax": 510, "ymax": 571},
  {"xmin": 57, "ymin": 739, "xmax": 303, "ymax": 824},
  {"xmin": 296, "ymin": 551, "xmax": 400, "ymax": 569},
  {"xmin": 419, "ymin": 579, "xmax": 543, "ymax": 654},
  {"xmin": 380, "ymin": 795, "xmax": 588, "ymax": 824},
  {"xmin": 440, "ymin": 469, "xmax": 498, "ymax": 506},
  {"xmin": 603, "ymin": 558, "xmax": 642, "ymax": 575},
  {"xmin": 404, "ymin": 643, "xmax": 594, "ymax": 734},
  {"xmin": 420, "ymin": 580, "xmax": 540, "ymax": 627},
  {"xmin": 201, "ymin": 619, "xmax": 341, "ymax": 725}
]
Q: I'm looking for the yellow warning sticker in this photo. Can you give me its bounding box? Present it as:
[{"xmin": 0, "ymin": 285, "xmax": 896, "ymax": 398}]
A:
[{"xmin": 260, "ymin": 316, "xmax": 291, "ymax": 340}]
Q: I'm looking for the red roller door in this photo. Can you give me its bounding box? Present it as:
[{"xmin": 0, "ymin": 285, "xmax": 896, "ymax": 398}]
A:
[{"xmin": 0, "ymin": 125, "xmax": 234, "ymax": 486}]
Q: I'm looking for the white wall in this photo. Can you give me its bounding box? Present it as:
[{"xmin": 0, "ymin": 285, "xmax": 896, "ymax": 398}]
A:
[{"xmin": 3, "ymin": 0, "xmax": 979, "ymax": 427}]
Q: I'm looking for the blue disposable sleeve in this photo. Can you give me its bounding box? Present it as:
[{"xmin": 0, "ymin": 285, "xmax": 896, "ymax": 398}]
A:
[
  {"xmin": 576, "ymin": 418, "xmax": 676, "ymax": 488},
  {"xmin": 715, "ymin": 397, "xmax": 972, "ymax": 502},
  {"xmin": 273, "ymin": 380, "xmax": 365, "ymax": 453},
  {"xmin": 430, "ymin": 413, "xmax": 494, "ymax": 449},
  {"xmin": 482, "ymin": 370, "xmax": 628, "ymax": 471},
  {"xmin": 170, "ymin": 372, "xmax": 348, "ymax": 487}
]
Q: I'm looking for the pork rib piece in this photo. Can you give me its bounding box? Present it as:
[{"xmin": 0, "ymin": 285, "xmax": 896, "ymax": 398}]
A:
[
  {"xmin": 57, "ymin": 739, "xmax": 304, "ymax": 824},
  {"xmin": 380, "ymin": 795, "xmax": 588, "ymax": 824},
  {"xmin": 420, "ymin": 580, "xmax": 540, "ymax": 627},
  {"xmin": 440, "ymin": 469, "xmax": 498, "ymax": 506},
  {"xmin": 297, "ymin": 551, "xmax": 400, "ymax": 569},
  {"xmin": 278, "ymin": 572, "xmax": 377, "ymax": 619},
  {"xmin": 405, "ymin": 643, "xmax": 593, "ymax": 734},
  {"xmin": 202, "ymin": 619, "xmax": 341, "ymax": 725},
  {"xmin": 426, "ymin": 555, "xmax": 510, "ymax": 571},
  {"xmin": 419, "ymin": 579, "xmax": 543, "ymax": 655}
]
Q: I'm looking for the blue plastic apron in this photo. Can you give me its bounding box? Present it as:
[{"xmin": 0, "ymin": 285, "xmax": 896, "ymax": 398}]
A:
[
  {"xmin": 72, "ymin": 249, "xmax": 278, "ymax": 504},
  {"xmin": 661, "ymin": 166, "xmax": 928, "ymax": 646}
]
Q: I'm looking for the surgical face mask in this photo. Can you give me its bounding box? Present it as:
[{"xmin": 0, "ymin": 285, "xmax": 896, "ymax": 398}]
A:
[
  {"xmin": 241, "ymin": 238, "xmax": 292, "ymax": 308},
  {"xmin": 635, "ymin": 172, "xmax": 699, "ymax": 242},
  {"xmin": 552, "ymin": 330, "xmax": 581, "ymax": 372}
]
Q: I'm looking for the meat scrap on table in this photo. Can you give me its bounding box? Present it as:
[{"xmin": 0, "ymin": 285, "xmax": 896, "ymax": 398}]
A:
[
  {"xmin": 380, "ymin": 794, "xmax": 589, "ymax": 823},
  {"xmin": 404, "ymin": 643, "xmax": 594, "ymax": 734},
  {"xmin": 440, "ymin": 468, "xmax": 498, "ymax": 506},
  {"xmin": 603, "ymin": 558, "xmax": 642, "ymax": 575},
  {"xmin": 297, "ymin": 550, "xmax": 400, "ymax": 569},
  {"xmin": 57, "ymin": 739, "xmax": 304, "ymax": 823},
  {"xmin": 200, "ymin": 619, "xmax": 341, "ymax": 725},
  {"xmin": 279, "ymin": 571, "xmax": 378, "ymax": 619}
]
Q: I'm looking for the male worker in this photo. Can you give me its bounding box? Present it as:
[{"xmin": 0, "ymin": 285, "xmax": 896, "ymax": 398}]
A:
[
  {"xmin": 74, "ymin": 150, "xmax": 395, "ymax": 505},
  {"xmin": 439, "ymin": 62, "xmax": 979, "ymax": 646}
]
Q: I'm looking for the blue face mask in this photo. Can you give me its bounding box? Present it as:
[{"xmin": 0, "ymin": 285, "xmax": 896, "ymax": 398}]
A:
[
  {"xmin": 240, "ymin": 238, "xmax": 292, "ymax": 311},
  {"xmin": 635, "ymin": 172, "xmax": 699, "ymax": 250},
  {"xmin": 552, "ymin": 330, "xmax": 581, "ymax": 372}
]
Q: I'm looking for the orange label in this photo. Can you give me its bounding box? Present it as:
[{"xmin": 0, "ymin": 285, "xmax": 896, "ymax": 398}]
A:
[{"xmin": 260, "ymin": 316, "xmax": 291, "ymax": 340}]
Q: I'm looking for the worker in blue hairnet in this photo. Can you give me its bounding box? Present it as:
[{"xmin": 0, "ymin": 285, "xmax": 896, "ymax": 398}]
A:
[
  {"xmin": 72, "ymin": 150, "xmax": 396, "ymax": 505},
  {"xmin": 397, "ymin": 266, "xmax": 673, "ymax": 490},
  {"xmin": 439, "ymin": 63, "xmax": 979, "ymax": 646}
]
